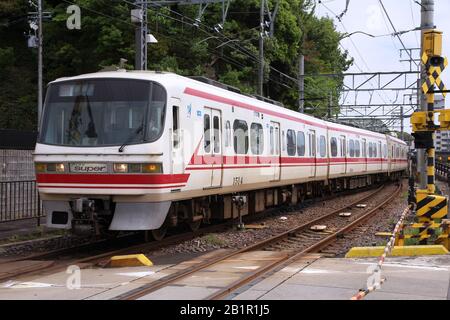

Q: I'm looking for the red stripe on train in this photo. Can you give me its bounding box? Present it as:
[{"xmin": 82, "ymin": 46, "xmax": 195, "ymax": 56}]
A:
[
  {"xmin": 38, "ymin": 184, "xmax": 186, "ymax": 189},
  {"xmin": 36, "ymin": 173, "xmax": 190, "ymax": 185}
]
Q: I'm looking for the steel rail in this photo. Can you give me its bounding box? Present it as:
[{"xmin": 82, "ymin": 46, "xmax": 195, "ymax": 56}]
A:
[
  {"xmin": 207, "ymin": 184, "xmax": 402, "ymax": 300},
  {"xmin": 0, "ymin": 183, "xmax": 387, "ymax": 284},
  {"xmin": 116, "ymin": 183, "xmax": 390, "ymax": 300}
]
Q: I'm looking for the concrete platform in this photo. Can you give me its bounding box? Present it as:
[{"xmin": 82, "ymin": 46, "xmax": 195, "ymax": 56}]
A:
[
  {"xmin": 1, "ymin": 249, "xmax": 450, "ymax": 300},
  {"xmin": 233, "ymin": 255, "xmax": 450, "ymax": 300}
]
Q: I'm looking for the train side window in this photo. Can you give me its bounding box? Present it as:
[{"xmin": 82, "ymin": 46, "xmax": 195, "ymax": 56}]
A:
[
  {"xmin": 368, "ymin": 142, "xmax": 372, "ymax": 158},
  {"xmin": 275, "ymin": 127, "xmax": 280, "ymax": 154},
  {"xmin": 361, "ymin": 139, "xmax": 367, "ymax": 158},
  {"xmin": 213, "ymin": 116, "xmax": 220, "ymax": 153},
  {"xmin": 250, "ymin": 123, "xmax": 264, "ymax": 155},
  {"xmin": 270, "ymin": 126, "xmax": 274, "ymax": 155},
  {"xmin": 330, "ymin": 137, "xmax": 338, "ymax": 157},
  {"xmin": 383, "ymin": 144, "xmax": 387, "ymax": 158},
  {"xmin": 374, "ymin": 143, "xmax": 378, "ymax": 158},
  {"xmin": 224, "ymin": 121, "xmax": 231, "ymax": 147},
  {"xmin": 340, "ymin": 136, "xmax": 346, "ymax": 157},
  {"xmin": 204, "ymin": 114, "xmax": 210, "ymax": 153},
  {"xmin": 308, "ymin": 131, "xmax": 316, "ymax": 157},
  {"xmin": 355, "ymin": 140, "xmax": 360, "ymax": 157},
  {"xmin": 308, "ymin": 134, "xmax": 312, "ymax": 156},
  {"xmin": 349, "ymin": 139, "xmax": 355, "ymax": 157},
  {"xmin": 297, "ymin": 131, "xmax": 305, "ymax": 156},
  {"xmin": 233, "ymin": 119, "xmax": 249, "ymax": 154},
  {"xmin": 286, "ymin": 129, "xmax": 296, "ymax": 156},
  {"xmin": 172, "ymin": 106, "xmax": 179, "ymax": 149},
  {"xmin": 282, "ymin": 131, "xmax": 286, "ymax": 152},
  {"xmin": 319, "ymin": 135, "xmax": 326, "ymax": 157}
]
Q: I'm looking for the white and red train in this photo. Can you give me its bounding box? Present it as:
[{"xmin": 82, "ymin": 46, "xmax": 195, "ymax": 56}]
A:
[{"xmin": 34, "ymin": 71, "xmax": 408, "ymax": 238}]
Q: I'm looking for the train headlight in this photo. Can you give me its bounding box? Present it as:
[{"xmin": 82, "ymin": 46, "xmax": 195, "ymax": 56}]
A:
[
  {"xmin": 113, "ymin": 163, "xmax": 162, "ymax": 173},
  {"xmin": 113, "ymin": 163, "xmax": 128, "ymax": 173},
  {"xmin": 46, "ymin": 163, "xmax": 56, "ymax": 172},
  {"xmin": 128, "ymin": 163, "xmax": 141, "ymax": 173},
  {"xmin": 142, "ymin": 163, "xmax": 162, "ymax": 173},
  {"xmin": 35, "ymin": 163, "xmax": 46, "ymax": 173},
  {"xmin": 36, "ymin": 163, "xmax": 65, "ymax": 173}
]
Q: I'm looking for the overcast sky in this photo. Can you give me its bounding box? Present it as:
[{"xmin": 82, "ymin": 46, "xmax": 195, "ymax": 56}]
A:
[{"xmin": 314, "ymin": 0, "xmax": 450, "ymax": 133}]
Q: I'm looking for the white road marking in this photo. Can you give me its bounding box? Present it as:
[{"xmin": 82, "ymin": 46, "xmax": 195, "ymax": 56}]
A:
[
  {"xmin": 115, "ymin": 271, "xmax": 155, "ymax": 277},
  {"xmin": 233, "ymin": 266, "xmax": 260, "ymax": 270}
]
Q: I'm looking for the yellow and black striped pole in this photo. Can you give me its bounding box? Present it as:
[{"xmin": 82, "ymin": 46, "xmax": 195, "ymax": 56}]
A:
[{"xmin": 413, "ymin": 30, "xmax": 448, "ymax": 224}]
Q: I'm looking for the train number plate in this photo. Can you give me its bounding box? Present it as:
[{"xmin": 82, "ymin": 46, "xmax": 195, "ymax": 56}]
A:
[{"xmin": 69, "ymin": 163, "xmax": 108, "ymax": 173}]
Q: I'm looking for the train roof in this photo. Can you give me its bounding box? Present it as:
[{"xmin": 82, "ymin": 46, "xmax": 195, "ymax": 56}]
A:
[{"xmin": 50, "ymin": 70, "xmax": 406, "ymax": 145}]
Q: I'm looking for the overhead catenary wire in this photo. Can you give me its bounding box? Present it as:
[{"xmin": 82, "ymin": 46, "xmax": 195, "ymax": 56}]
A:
[
  {"xmin": 127, "ymin": 0, "xmax": 347, "ymax": 93},
  {"xmin": 409, "ymin": 0, "xmax": 421, "ymax": 47},
  {"xmin": 378, "ymin": 0, "xmax": 418, "ymax": 67},
  {"xmin": 319, "ymin": 1, "xmax": 390, "ymax": 105},
  {"xmin": 60, "ymin": 0, "xmax": 297, "ymax": 93},
  {"xmin": 60, "ymin": 0, "xmax": 345, "ymax": 108}
]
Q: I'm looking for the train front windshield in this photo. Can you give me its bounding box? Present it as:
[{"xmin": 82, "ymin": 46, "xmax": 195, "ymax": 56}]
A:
[{"xmin": 39, "ymin": 79, "xmax": 166, "ymax": 147}]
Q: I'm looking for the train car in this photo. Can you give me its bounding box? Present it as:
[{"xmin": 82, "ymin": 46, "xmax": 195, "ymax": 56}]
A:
[
  {"xmin": 436, "ymin": 151, "xmax": 450, "ymax": 164},
  {"xmin": 34, "ymin": 71, "xmax": 408, "ymax": 239}
]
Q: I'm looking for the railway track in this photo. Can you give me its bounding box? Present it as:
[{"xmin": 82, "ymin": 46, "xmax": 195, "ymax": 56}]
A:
[
  {"xmin": 115, "ymin": 182, "xmax": 401, "ymax": 300},
  {"xmin": 0, "ymin": 183, "xmax": 384, "ymax": 283}
]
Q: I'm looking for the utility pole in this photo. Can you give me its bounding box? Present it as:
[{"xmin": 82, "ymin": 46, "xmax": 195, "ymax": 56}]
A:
[
  {"xmin": 400, "ymin": 105, "xmax": 404, "ymax": 138},
  {"xmin": 418, "ymin": 0, "xmax": 434, "ymax": 189},
  {"xmin": 298, "ymin": 54, "xmax": 304, "ymax": 113},
  {"xmin": 328, "ymin": 91, "xmax": 332, "ymax": 118},
  {"xmin": 258, "ymin": 0, "xmax": 264, "ymax": 96},
  {"xmin": 37, "ymin": 0, "xmax": 43, "ymax": 126},
  {"xmin": 133, "ymin": 1, "xmax": 148, "ymax": 70}
]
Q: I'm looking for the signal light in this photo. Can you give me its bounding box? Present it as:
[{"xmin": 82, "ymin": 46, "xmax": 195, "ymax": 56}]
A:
[{"xmin": 430, "ymin": 56, "xmax": 444, "ymax": 66}]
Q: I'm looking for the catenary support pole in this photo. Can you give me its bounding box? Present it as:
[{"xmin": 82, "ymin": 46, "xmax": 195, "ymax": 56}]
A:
[
  {"xmin": 298, "ymin": 54, "xmax": 304, "ymax": 113},
  {"xmin": 418, "ymin": 0, "xmax": 434, "ymax": 189},
  {"xmin": 37, "ymin": 0, "xmax": 43, "ymax": 127},
  {"xmin": 258, "ymin": 0, "xmax": 264, "ymax": 96}
]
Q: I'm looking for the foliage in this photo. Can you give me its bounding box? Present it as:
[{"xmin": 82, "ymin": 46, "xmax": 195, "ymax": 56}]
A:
[{"xmin": 0, "ymin": 0, "xmax": 351, "ymax": 130}]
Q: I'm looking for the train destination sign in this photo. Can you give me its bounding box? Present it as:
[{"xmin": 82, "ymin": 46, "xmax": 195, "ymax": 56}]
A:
[{"xmin": 69, "ymin": 163, "xmax": 108, "ymax": 173}]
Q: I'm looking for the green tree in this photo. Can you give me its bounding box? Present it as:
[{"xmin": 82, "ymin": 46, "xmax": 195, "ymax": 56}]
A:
[{"xmin": 0, "ymin": 0, "xmax": 351, "ymax": 130}]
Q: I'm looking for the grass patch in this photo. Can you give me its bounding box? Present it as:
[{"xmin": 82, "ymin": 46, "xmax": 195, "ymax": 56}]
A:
[
  {"xmin": 0, "ymin": 228, "xmax": 66, "ymax": 246},
  {"xmin": 201, "ymin": 234, "xmax": 226, "ymax": 246}
]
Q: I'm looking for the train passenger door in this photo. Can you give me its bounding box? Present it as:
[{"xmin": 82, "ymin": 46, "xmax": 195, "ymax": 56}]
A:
[
  {"xmin": 270, "ymin": 121, "xmax": 281, "ymax": 181},
  {"xmin": 171, "ymin": 100, "xmax": 184, "ymax": 174},
  {"xmin": 204, "ymin": 107, "xmax": 223, "ymax": 188},
  {"xmin": 308, "ymin": 130, "xmax": 316, "ymax": 177},
  {"xmin": 361, "ymin": 138, "xmax": 367, "ymax": 172}
]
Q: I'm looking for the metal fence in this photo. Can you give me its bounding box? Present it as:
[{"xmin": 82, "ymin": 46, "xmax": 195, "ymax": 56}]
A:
[
  {"xmin": 1, "ymin": 149, "xmax": 36, "ymax": 181},
  {"xmin": 0, "ymin": 180, "xmax": 42, "ymax": 223},
  {"xmin": 0, "ymin": 130, "xmax": 43, "ymax": 223}
]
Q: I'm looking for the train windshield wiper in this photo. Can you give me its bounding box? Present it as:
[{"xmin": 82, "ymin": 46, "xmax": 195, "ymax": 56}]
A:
[{"xmin": 118, "ymin": 123, "xmax": 144, "ymax": 153}]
